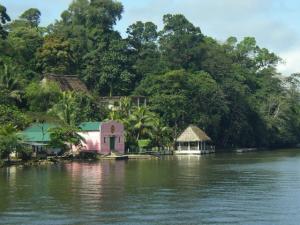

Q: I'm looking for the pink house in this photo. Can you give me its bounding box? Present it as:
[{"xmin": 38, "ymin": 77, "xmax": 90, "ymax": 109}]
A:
[{"xmin": 76, "ymin": 120, "xmax": 125, "ymax": 155}]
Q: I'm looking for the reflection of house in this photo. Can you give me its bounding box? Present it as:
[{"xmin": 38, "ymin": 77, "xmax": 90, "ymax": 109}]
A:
[
  {"xmin": 174, "ymin": 125, "xmax": 215, "ymax": 155},
  {"xmin": 76, "ymin": 121, "xmax": 125, "ymax": 155},
  {"xmin": 99, "ymin": 96, "xmax": 147, "ymax": 110},
  {"xmin": 21, "ymin": 123, "xmax": 61, "ymax": 157},
  {"xmin": 41, "ymin": 74, "xmax": 89, "ymax": 93}
]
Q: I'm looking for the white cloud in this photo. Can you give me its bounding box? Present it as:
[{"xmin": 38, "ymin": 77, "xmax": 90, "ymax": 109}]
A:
[{"xmin": 277, "ymin": 48, "xmax": 300, "ymax": 75}]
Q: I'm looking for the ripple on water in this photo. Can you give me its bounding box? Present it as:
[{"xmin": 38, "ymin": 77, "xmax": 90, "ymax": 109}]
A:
[{"xmin": 0, "ymin": 150, "xmax": 300, "ymax": 225}]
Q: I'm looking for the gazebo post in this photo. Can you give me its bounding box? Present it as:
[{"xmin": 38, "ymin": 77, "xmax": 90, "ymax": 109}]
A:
[
  {"xmin": 197, "ymin": 141, "xmax": 200, "ymax": 150},
  {"xmin": 188, "ymin": 142, "xmax": 190, "ymax": 151},
  {"xmin": 178, "ymin": 142, "xmax": 181, "ymax": 151}
]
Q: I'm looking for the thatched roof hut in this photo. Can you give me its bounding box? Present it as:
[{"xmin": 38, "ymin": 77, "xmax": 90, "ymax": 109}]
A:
[
  {"xmin": 175, "ymin": 125, "xmax": 214, "ymax": 154},
  {"xmin": 42, "ymin": 74, "xmax": 89, "ymax": 93},
  {"xmin": 176, "ymin": 125, "xmax": 211, "ymax": 142}
]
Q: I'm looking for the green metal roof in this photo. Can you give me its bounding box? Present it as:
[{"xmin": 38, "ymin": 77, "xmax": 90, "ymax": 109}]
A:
[
  {"xmin": 22, "ymin": 122, "xmax": 102, "ymax": 143},
  {"xmin": 22, "ymin": 123, "xmax": 58, "ymax": 143},
  {"xmin": 79, "ymin": 122, "xmax": 101, "ymax": 131}
]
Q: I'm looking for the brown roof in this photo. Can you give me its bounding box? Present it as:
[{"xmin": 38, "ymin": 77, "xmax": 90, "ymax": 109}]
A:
[
  {"xmin": 43, "ymin": 74, "xmax": 88, "ymax": 93},
  {"xmin": 176, "ymin": 125, "xmax": 211, "ymax": 142}
]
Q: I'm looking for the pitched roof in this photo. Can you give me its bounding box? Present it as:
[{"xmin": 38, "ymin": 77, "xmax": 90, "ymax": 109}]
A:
[
  {"xmin": 22, "ymin": 123, "xmax": 57, "ymax": 142},
  {"xmin": 43, "ymin": 74, "xmax": 89, "ymax": 92},
  {"xmin": 176, "ymin": 125, "xmax": 211, "ymax": 142},
  {"xmin": 79, "ymin": 122, "xmax": 101, "ymax": 131}
]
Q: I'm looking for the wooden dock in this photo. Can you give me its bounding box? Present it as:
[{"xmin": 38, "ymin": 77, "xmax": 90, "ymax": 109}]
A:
[
  {"xmin": 126, "ymin": 154, "xmax": 158, "ymax": 159},
  {"xmin": 101, "ymin": 154, "xmax": 129, "ymax": 160}
]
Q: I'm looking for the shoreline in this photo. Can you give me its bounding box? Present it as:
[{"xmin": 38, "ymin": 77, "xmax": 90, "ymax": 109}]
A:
[{"xmin": 1, "ymin": 147, "xmax": 299, "ymax": 168}]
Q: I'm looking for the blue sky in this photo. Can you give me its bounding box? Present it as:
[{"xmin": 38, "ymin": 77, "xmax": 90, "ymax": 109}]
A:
[{"xmin": 2, "ymin": 0, "xmax": 300, "ymax": 75}]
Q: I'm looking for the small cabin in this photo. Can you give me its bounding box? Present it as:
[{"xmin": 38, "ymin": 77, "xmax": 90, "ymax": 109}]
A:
[
  {"xmin": 21, "ymin": 123, "xmax": 61, "ymax": 157},
  {"xmin": 174, "ymin": 125, "xmax": 215, "ymax": 155},
  {"xmin": 76, "ymin": 120, "xmax": 125, "ymax": 155},
  {"xmin": 22, "ymin": 121, "xmax": 125, "ymax": 157}
]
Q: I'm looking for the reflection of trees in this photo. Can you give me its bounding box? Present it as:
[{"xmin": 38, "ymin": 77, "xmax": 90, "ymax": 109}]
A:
[
  {"xmin": 123, "ymin": 154, "xmax": 281, "ymax": 202},
  {"xmin": 0, "ymin": 151, "xmax": 294, "ymax": 223},
  {"xmin": 0, "ymin": 161, "xmax": 126, "ymax": 221}
]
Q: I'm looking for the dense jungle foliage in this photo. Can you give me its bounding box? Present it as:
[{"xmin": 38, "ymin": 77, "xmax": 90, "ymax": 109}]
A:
[{"xmin": 1, "ymin": 0, "xmax": 300, "ymax": 153}]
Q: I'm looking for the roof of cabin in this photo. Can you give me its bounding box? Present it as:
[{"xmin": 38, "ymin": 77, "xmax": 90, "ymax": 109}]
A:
[
  {"xmin": 79, "ymin": 122, "xmax": 101, "ymax": 131},
  {"xmin": 22, "ymin": 123, "xmax": 57, "ymax": 143},
  {"xmin": 43, "ymin": 74, "xmax": 89, "ymax": 92},
  {"xmin": 176, "ymin": 125, "xmax": 211, "ymax": 142}
]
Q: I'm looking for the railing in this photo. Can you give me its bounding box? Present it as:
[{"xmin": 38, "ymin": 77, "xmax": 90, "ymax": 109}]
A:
[{"xmin": 178, "ymin": 145, "xmax": 215, "ymax": 151}]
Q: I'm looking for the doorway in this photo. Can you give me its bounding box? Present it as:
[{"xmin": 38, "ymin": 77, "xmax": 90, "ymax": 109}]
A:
[{"xmin": 109, "ymin": 136, "xmax": 116, "ymax": 151}]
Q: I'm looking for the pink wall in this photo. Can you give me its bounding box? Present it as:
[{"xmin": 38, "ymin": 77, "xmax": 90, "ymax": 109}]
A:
[
  {"xmin": 78, "ymin": 131, "xmax": 101, "ymax": 152},
  {"xmin": 73, "ymin": 120, "xmax": 125, "ymax": 155},
  {"xmin": 100, "ymin": 121, "xmax": 125, "ymax": 154}
]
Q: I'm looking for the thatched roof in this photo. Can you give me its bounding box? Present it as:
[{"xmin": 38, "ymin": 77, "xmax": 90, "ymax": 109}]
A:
[
  {"xmin": 43, "ymin": 74, "xmax": 88, "ymax": 93},
  {"xmin": 176, "ymin": 125, "xmax": 211, "ymax": 142}
]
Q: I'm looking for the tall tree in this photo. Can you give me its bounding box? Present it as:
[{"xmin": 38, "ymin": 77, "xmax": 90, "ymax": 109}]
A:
[
  {"xmin": 159, "ymin": 14, "xmax": 204, "ymax": 71},
  {"xmin": 0, "ymin": 4, "xmax": 10, "ymax": 39},
  {"xmin": 36, "ymin": 36, "xmax": 74, "ymax": 74},
  {"xmin": 20, "ymin": 8, "xmax": 41, "ymax": 28},
  {"xmin": 127, "ymin": 21, "xmax": 162, "ymax": 82},
  {"xmin": 6, "ymin": 17, "xmax": 43, "ymax": 72}
]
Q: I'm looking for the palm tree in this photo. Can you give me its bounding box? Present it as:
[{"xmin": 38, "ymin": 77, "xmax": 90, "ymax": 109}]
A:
[
  {"xmin": 48, "ymin": 91, "xmax": 77, "ymax": 126},
  {"xmin": 119, "ymin": 97, "xmax": 132, "ymax": 117},
  {"xmin": 0, "ymin": 64, "xmax": 22, "ymax": 103},
  {"xmin": 0, "ymin": 125, "xmax": 23, "ymax": 160},
  {"xmin": 129, "ymin": 106, "xmax": 157, "ymax": 142},
  {"xmin": 152, "ymin": 120, "xmax": 172, "ymax": 149}
]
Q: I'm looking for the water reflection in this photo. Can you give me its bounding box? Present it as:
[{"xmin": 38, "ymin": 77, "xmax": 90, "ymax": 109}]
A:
[{"xmin": 0, "ymin": 150, "xmax": 300, "ymax": 225}]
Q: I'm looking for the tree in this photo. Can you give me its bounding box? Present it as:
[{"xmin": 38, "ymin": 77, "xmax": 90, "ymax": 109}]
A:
[
  {"xmin": 48, "ymin": 92, "xmax": 77, "ymax": 126},
  {"xmin": 187, "ymin": 71, "xmax": 228, "ymax": 141},
  {"xmin": 135, "ymin": 70, "xmax": 190, "ymax": 139},
  {"xmin": 152, "ymin": 119, "xmax": 172, "ymax": 149},
  {"xmin": 0, "ymin": 104, "xmax": 30, "ymax": 129},
  {"xmin": 128, "ymin": 106, "xmax": 158, "ymax": 142},
  {"xmin": 36, "ymin": 36, "xmax": 74, "ymax": 74},
  {"xmin": 83, "ymin": 36, "xmax": 135, "ymax": 96},
  {"xmin": 0, "ymin": 4, "xmax": 10, "ymax": 39},
  {"xmin": 159, "ymin": 14, "xmax": 204, "ymax": 71},
  {"xmin": 0, "ymin": 125, "xmax": 24, "ymax": 160},
  {"xmin": 20, "ymin": 8, "xmax": 41, "ymax": 28},
  {"xmin": 0, "ymin": 63, "xmax": 23, "ymax": 103},
  {"xmin": 50, "ymin": 0, "xmax": 134, "ymax": 96},
  {"xmin": 25, "ymin": 81, "xmax": 62, "ymax": 112},
  {"xmin": 49, "ymin": 126, "xmax": 84, "ymax": 152},
  {"xmin": 7, "ymin": 18, "xmax": 43, "ymax": 70},
  {"xmin": 127, "ymin": 21, "xmax": 162, "ymax": 81}
]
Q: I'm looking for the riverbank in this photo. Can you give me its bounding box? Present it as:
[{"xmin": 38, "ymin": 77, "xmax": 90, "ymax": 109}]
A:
[
  {"xmin": 0, "ymin": 159, "xmax": 58, "ymax": 168},
  {"xmin": 1, "ymin": 147, "xmax": 299, "ymax": 169},
  {"xmin": 0, "ymin": 154, "xmax": 159, "ymax": 168}
]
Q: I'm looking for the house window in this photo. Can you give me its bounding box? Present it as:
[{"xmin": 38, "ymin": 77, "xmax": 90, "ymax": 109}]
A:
[
  {"xmin": 119, "ymin": 137, "xmax": 121, "ymax": 143},
  {"xmin": 104, "ymin": 137, "xmax": 106, "ymax": 143}
]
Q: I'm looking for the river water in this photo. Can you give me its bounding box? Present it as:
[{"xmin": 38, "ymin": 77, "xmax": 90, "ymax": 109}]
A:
[{"xmin": 0, "ymin": 149, "xmax": 300, "ymax": 225}]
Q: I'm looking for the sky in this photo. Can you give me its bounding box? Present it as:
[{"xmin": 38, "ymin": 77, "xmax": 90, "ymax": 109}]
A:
[{"xmin": 1, "ymin": 0, "xmax": 300, "ymax": 75}]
